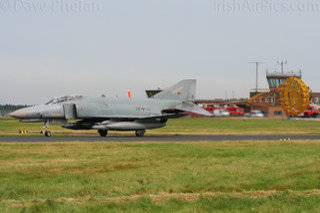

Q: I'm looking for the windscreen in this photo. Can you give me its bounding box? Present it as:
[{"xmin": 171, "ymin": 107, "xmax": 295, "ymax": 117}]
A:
[{"xmin": 45, "ymin": 95, "xmax": 82, "ymax": 105}]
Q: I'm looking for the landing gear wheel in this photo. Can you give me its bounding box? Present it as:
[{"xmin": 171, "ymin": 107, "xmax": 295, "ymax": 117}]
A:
[
  {"xmin": 135, "ymin": 130, "xmax": 145, "ymax": 137},
  {"xmin": 98, "ymin": 130, "xmax": 108, "ymax": 137},
  {"xmin": 45, "ymin": 131, "xmax": 52, "ymax": 137},
  {"xmin": 43, "ymin": 121, "xmax": 52, "ymax": 137}
]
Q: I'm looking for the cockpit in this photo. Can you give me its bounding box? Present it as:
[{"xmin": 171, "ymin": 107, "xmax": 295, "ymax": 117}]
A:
[{"xmin": 45, "ymin": 95, "xmax": 83, "ymax": 105}]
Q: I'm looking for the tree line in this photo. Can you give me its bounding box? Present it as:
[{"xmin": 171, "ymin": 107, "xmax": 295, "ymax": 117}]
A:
[{"xmin": 0, "ymin": 105, "xmax": 28, "ymax": 117}]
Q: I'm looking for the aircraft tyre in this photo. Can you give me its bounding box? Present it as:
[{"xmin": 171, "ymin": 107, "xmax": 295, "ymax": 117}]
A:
[
  {"xmin": 135, "ymin": 130, "xmax": 145, "ymax": 137},
  {"xmin": 45, "ymin": 131, "xmax": 52, "ymax": 137},
  {"xmin": 98, "ymin": 130, "xmax": 108, "ymax": 137}
]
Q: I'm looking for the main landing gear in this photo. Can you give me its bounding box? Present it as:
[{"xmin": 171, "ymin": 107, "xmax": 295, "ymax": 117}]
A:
[
  {"xmin": 98, "ymin": 129, "xmax": 108, "ymax": 137},
  {"xmin": 97, "ymin": 129, "xmax": 146, "ymax": 137},
  {"xmin": 135, "ymin": 130, "xmax": 145, "ymax": 137}
]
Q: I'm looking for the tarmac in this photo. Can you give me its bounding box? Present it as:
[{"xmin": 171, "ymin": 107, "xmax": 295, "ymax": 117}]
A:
[{"xmin": 1, "ymin": 134, "xmax": 320, "ymax": 143}]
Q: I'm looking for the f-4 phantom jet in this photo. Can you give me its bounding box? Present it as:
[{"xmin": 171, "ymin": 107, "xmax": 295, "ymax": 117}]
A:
[{"xmin": 11, "ymin": 80, "xmax": 211, "ymax": 137}]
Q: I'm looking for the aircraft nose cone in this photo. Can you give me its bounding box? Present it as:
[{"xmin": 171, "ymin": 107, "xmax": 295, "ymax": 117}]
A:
[{"xmin": 10, "ymin": 109, "xmax": 27, "ymax": 119}]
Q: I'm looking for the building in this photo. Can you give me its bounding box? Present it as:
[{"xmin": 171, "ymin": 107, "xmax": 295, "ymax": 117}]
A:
[
  {"xmin": 145, "ymin": 69, "xmax": 318, "ymax": 117},
  {"xmin": 311, "ymin": 93, "xmax": 320, "ymax": 104},
  {"xmin": 248, "ymin": 70, "xmax": 319, "ymax": 117}
]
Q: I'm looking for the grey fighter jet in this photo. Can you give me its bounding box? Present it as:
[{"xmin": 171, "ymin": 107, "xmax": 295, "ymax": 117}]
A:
[{"xmin": 11, "ymin": 80, "xmax": 211, "ymax": 137}]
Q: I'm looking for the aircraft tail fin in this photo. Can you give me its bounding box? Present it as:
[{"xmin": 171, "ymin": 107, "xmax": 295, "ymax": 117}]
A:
[{"xmin": 153, "ymin": 79, "xmax": 196, "ymax": 101}]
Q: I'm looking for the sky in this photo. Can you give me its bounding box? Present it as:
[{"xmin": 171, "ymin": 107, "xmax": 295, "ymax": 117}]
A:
[{"xmin": 1, "ymin": 0, "xmax": 320, "ymax": 104}]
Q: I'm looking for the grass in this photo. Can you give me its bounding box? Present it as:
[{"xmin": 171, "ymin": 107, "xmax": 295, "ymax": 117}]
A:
[
  {"xmin": 1, "ymin": 117, "xmax": 320, "ymax": 136},
  {"xmin": 0, "ymin": 141, "xmax": 320, "ymax": 212}
]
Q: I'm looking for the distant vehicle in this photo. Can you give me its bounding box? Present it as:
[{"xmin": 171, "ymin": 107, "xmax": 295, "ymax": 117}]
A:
[
  {"xmin": 202, "ymin": 106, "xmax": 230, "ymax": 117},
  {"xmin": 244, "ymin": 110, "xmax": 264, "ymax": 118},
  {"xmin": 251, "ymin": 110, "xmax": 264, "ymax": 118},
  {"xmin": 213, "ymin": 108, "xmax": 230, "ymax": 117},
  {"xmin": 302, "ymin": 105, "xmax": 319, "ymax": 118},
  {"xmin": 203, "ymin": 106, "xmax": 215, "ymax": 114},
  {"xmin": 226, "ymin": 106, "xmax": 245, "ymax": 116}
]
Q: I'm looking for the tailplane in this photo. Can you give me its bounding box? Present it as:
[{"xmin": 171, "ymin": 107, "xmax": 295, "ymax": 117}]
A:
[{"xmin": 153, "ymin": 79, "xmax": 196, "ymax": 101}]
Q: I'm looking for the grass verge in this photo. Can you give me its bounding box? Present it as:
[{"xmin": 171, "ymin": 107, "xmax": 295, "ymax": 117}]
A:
[{"xmin": 0, "ymin": 140, "xmax": 320, "ymax": 212}]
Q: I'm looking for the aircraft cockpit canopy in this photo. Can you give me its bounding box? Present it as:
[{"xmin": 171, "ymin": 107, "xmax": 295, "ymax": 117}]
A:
[{"xmin": 45, "ymin": 95, "xmax": 82, "ymax": 105}]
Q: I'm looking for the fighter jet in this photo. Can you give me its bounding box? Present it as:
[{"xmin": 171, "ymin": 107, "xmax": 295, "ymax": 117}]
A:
[{"xmin": 11, "ymin": 79, "xmax": 211, "ymax": 137}]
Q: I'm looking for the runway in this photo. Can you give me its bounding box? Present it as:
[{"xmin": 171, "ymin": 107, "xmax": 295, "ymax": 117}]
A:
[{"xmin": 1, "ymin": 134, "xmax": 320, "ymax": 143}]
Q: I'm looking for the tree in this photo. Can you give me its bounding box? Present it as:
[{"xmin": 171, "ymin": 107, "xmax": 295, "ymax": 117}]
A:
[{"xmin": 0, "ymin": 104, "xmax": 28, "ymax": 117}]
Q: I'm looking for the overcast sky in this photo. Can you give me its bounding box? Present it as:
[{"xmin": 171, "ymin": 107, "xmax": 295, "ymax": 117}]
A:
[{"xmin": 1, "ymin": 0, "xmax": 320, "ymax": 104}]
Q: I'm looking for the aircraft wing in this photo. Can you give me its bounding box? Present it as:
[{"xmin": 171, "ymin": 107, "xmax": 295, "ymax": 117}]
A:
[
  {"xmin": 82, "ymin": 102, "xmax": 211, "ymax": 120},
  {"xmin": 173, "ymin": 102, "xmax": 212, "ymax": 116}
]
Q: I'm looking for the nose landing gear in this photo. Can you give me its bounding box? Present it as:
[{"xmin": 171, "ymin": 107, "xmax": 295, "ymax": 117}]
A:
[
  {"xmin": 43, "ymin": 121, "xmax": 52, "ymax": 137},
  {"xmin": 45, "ymin": 130, "xmax": 52, "ymax": 137}
]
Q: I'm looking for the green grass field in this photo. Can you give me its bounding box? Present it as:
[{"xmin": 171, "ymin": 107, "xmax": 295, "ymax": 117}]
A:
[
  {"xmin": 0, "ymin": 141, "xmax": 320, "ymax": 212},
  {"xmin": 1, "ymin": 117, "xmax": 320, "ymax": 212},
  {"xmin": 1, "ymin": 117, "xmax": 320, "ymax": 136}
]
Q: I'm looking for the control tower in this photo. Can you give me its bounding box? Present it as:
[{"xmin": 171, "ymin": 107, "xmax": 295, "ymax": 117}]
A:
[
  {"xmin": 248, "ymin": 67, "xmax": 305, "ymax": 117},
  {"xmin": 266, "ymin": 70, "xmax": 302, "ymax": 88}
]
